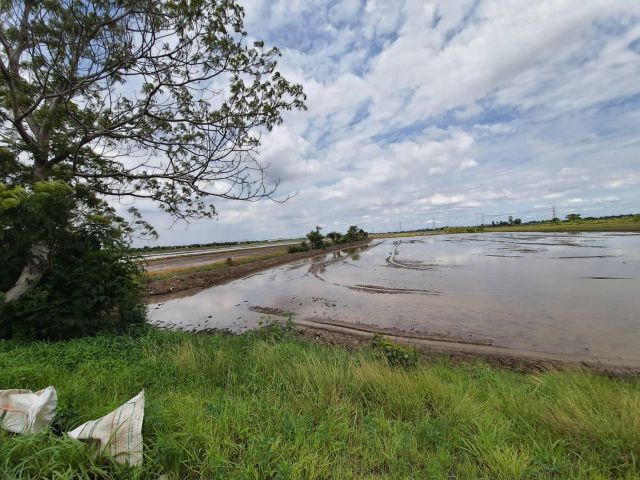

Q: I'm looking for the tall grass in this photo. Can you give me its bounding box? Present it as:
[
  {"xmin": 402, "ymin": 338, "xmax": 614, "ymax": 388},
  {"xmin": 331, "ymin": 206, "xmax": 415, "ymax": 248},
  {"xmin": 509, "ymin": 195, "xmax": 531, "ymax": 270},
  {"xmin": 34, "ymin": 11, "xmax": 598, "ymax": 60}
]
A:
[{"xmin": 0, "ymin": 328, "xmax": 638, "ymax": 479}]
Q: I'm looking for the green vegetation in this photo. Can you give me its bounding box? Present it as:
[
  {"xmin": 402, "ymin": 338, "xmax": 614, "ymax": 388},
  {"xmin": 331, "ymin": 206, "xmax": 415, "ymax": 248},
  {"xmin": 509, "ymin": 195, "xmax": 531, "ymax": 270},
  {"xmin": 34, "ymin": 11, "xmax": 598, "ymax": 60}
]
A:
[
  {"xmin": 146, "ymin": 253, "xmax": 287, "ymax": 281},
  {"xmin": 1, "ymin": 0, "xmax": 304, "ymax": 339},
  {"xmin": 287, "ymin": 242, "xmax": 311, "ymax": 254},
  {"xmin": 372, "ymin": 214, "xmax": 640, "ymax": 239},
  {"xmin": 0, "ymin": 182, "xmax": 147, "ymax": 339},
  {"xmin": 289, "ymin": 225, "xmax": 369, "ymax": 254},
  {"xmin": 370, "ymin": 333, "xmax": 419, "ymax": 369},
  {"xmin": 486, "ymin": 214, "xmax": 640, "ymax": 232},
  {"xmin": 306, "ymin": 226, "xmax": 325, "ymax": 249},
  {"xmin": 0, "ymin": 328, "xmax": 638, "ymax": 479}
]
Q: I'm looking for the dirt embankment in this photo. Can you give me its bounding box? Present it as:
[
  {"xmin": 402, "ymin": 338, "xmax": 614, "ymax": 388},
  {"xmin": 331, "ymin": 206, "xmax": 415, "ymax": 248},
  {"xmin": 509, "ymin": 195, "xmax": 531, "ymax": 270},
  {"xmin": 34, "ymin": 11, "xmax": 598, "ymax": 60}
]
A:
[
  {"xmin": 145, "ymin": 240, "xmax": 370, "ymax": 300},
  {"xmin": 293, "ymin": 324, "xmax": 639, "ymax": 378}
]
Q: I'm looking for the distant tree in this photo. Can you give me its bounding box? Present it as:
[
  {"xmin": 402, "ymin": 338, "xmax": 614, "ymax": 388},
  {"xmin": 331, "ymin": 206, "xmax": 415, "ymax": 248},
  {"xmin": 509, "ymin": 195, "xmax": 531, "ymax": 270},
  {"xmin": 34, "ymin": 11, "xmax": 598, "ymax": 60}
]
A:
[
  {"xmin": 565, "ymin": 214, "xmax": 582, "ymax": 222},
  {"xmin": 306, "ymin": 226, "xmax": 324, "ymax": 249},
  {"xmin": 344, "ymin": 225, "xmax": 368, "ymax": 242},
  {"xmin": 508, "ymin": 215, "xmax": 514, "ymax": 224},
  {"xmin": 326, "ymin": 231, "xmax": 342, "ymax": 244},
  {"xmin": 514, "ymin": 218, "xmax": 522, "ymax": 225}
]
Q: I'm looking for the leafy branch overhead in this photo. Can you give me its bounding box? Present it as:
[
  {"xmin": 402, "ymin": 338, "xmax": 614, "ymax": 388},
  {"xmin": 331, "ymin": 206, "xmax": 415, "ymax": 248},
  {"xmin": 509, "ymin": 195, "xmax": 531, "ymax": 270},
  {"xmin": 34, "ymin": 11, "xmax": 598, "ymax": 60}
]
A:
[{"xmin": 0, "ymin": 0, "xmax": 306, "ymax": 219}]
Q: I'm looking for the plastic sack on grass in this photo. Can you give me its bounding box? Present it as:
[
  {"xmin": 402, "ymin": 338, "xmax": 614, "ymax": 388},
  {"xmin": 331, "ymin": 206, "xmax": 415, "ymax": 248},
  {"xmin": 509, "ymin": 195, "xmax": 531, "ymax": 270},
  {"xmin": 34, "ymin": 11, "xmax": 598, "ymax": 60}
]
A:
[
  {"xmin": 68, "ymin": 390, "xmax": 145, "ymax": 466},
  {"xmin": 0, "ymin": 386, "xmax": 58, "ymax": 434}
]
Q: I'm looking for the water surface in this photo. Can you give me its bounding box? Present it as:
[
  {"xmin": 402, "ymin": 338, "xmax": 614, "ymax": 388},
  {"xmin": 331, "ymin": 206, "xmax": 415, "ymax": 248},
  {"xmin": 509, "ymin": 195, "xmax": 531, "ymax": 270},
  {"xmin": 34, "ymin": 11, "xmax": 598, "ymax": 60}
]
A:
[{"xmin": 149, "ymin": 232, "xmax": 640, "ymax": 366}]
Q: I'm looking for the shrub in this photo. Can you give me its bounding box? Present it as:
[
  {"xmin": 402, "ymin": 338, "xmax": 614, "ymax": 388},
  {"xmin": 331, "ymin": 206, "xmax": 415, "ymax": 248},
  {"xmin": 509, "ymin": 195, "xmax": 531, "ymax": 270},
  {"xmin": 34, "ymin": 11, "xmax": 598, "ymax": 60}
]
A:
[
  {"xmin": 370, "ymin": 333, "xmax": 419, "ymax": 368},
  {"xmin": 0, "ymin": 182, "xmax": 148, "ymax": 340},
  {"xmin": 288, "ymin": 242, "xmax": 310, "ymax": 254},
  {"xmin": 306, "ymin": 227, "xmax": 324, "ymax": 249}
]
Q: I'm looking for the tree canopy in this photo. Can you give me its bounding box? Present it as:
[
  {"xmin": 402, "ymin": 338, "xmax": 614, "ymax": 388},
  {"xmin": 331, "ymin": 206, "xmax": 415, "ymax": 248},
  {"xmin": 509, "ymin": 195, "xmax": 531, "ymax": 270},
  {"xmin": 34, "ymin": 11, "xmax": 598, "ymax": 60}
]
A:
[
  {"xmin": 0, "ymin": 0, "xmax": 306, "ymax": 218},
  {"xmin": 0, "ymin": 0, "xmax": 306, "ymax": 306}
]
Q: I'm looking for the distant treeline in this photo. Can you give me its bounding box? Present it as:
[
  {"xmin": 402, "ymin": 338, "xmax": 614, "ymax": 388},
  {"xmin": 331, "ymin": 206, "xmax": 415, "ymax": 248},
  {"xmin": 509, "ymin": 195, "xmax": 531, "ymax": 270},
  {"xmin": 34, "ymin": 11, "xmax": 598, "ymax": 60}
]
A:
[
  {"xmin": 132, "ymin": 239, "xmax": 283, "ymax": 253},
  {"xmin": 505, "ymin": 213, "xmax": 640, "ymax": 225}
]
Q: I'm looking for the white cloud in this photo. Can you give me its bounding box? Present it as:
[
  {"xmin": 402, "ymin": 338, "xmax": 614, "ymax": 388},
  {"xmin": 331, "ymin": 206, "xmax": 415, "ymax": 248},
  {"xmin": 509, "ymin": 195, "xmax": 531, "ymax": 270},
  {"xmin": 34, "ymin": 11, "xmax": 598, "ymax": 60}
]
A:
[{"xmin": 132, "ymin": 0, "xmax": 640, "ymax": 245}]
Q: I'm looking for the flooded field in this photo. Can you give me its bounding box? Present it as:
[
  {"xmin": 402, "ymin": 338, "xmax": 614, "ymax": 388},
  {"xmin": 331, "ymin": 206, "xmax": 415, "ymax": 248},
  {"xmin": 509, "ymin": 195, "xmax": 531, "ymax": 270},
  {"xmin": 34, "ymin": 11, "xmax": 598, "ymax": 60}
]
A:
[{"xmin": 149, "ymin": 232, "xmax": 640, "ymax": 367}]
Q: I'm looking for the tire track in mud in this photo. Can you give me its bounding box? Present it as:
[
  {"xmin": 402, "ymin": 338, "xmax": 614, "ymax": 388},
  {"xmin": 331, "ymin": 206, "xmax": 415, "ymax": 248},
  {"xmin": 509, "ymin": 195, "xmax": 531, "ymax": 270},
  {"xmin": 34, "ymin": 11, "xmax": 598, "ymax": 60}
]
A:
[
  {"xmin": 385, "ymin": 240, "xmax": 443, "ymax": 271},
  {"xmin": 343, "ymin": 284, "xmax": 441, "ymax": 295},
  {"xmin": 307, "ymin": 240, "xmax": 440, "ymax": 295},
  {"xmin": 307, "ymin": 241, "xmax": 382, "ymax": 282}
]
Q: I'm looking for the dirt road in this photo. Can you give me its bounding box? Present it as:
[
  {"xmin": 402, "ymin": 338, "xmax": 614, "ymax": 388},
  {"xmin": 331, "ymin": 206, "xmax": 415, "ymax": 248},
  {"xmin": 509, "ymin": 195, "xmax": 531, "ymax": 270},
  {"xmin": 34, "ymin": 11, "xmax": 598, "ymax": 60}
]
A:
[{"xmin": 144, "ymin": 244, "xmax": 295, "ymax": 273}]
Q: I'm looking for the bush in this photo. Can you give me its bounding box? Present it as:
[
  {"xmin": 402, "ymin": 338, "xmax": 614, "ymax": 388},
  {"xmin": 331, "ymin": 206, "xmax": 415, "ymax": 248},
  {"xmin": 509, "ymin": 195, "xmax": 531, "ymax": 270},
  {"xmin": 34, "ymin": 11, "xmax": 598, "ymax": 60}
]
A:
[
  {"xmin": 0, "ymin": 182, "xmax": 148, "ymax": 339},
  {"xmin": 306, "ymin": 227, "xmax": 324, "ymax": 249},
  {"xmin": 370, "ymin": 333, "xmax": 419, "ymax": 368},
  {"xmin": 288, "ymin": 242, "xmax": 310, "ymax": 254}
]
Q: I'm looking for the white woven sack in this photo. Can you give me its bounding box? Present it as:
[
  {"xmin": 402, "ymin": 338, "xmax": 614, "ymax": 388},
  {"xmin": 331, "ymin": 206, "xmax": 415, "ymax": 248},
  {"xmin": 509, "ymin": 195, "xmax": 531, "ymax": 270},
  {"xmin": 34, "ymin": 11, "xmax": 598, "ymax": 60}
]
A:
[
  {"xmin": 68, "ymin": 390, "xmax": 145, "ymax": 466},
  {"xmin": 0, "ymin": 386, "xmax": 58, "ymax": 434}
]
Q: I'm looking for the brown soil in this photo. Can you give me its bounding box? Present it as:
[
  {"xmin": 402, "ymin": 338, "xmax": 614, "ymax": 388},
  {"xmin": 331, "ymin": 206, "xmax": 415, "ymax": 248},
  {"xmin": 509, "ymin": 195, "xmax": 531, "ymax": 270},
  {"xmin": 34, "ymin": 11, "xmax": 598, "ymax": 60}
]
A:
[
  {"xmin": 145, "ymin": 240, "xmax": 371, "ymax": 301},
  {"xmin": 294, "ymin": 323, "xmax": 639, "ymax": 378}
]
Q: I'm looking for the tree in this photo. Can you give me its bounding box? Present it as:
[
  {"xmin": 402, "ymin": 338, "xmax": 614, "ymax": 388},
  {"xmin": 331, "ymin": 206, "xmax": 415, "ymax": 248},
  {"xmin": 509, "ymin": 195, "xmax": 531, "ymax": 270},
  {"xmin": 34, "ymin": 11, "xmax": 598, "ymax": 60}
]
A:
[
  {"xmin": 0, "ymin": 0, "xmax": 306, "ymax": 302},
  {"xmin": 344, "ymin": 225, "xmax": 367, "ymax": 242},
  {"xmin": 326, "ymin": 231, "xmax": 341, "ymax": 244},
  {"xmin": 306, "ymin": 226, "xmax": 323, "ymax": 249},
  {"xmin": 0, "ymin": 180, "xmax": 147, "ymax": 338},
  {"xmin": 565, "ymin": 213, "xmax": 582, "ymax": 222}
]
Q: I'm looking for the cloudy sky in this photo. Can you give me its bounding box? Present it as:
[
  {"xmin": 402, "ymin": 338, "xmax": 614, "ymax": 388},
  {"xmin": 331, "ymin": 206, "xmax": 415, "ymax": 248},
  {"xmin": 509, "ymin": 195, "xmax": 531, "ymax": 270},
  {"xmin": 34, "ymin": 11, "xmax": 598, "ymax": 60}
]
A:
[{"xmin": 135, "ymin": 0, "xmax": 640, "ymax": 246}]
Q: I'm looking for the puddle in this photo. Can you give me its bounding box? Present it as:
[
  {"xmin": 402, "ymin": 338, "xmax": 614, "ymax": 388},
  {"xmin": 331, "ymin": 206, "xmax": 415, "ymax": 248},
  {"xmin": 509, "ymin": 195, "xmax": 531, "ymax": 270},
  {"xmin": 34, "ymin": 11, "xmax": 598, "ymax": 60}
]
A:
[{"xmin": 149, "ymin": 232, "xmax": 640, "ymax": 367}]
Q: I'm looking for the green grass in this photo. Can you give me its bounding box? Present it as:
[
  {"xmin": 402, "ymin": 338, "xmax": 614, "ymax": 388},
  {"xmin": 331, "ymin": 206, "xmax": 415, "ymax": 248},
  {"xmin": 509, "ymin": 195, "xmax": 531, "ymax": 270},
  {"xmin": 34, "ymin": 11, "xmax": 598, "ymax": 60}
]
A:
[
  {"xmin": 146, "ymin": 252, "xmax": 287, "ymax": 281},
  {"xmin": 486, "ymin": 219, "xmax": 640, "ymax": 232},
  {"xmin": 0, "ymin": 327, "xmax": 639, "ymax": 479}
]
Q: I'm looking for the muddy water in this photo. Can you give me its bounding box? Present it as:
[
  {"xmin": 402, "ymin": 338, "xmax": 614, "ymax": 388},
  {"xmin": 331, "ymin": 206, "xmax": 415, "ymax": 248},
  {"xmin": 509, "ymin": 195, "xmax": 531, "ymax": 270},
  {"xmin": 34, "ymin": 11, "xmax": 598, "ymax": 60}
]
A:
[{"xmin": 149, "ymin": 232, "xmax": 640, "ymax": 366}]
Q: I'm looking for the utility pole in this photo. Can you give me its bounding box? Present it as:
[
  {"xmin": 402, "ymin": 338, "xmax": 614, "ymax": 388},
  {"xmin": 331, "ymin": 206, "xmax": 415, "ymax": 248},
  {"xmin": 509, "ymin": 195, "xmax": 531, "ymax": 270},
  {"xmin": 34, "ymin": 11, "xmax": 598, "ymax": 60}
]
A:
[
  {"xmin": 399, "ymin": 222, "xmax": 402, "ymax": 233},
  {"xmin": 432, "ymin": 216, "xmax": 436, "ymax": 230},
  {"xmin": 481, "ymin": 213, "xmax": 485, "ymax": 226},
  {"xmin": 552, "ymin": 205, "xmax": 557, "ymax": 220}
]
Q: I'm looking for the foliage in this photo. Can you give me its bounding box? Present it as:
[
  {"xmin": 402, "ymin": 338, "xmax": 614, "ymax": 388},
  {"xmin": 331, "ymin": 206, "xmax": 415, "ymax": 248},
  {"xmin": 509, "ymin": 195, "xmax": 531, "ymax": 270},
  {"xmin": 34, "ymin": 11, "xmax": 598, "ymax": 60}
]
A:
[
  {"xmin": 341, "ymin": 225, "xmax": 368, "ymax": 243},
  {"xmin": 0, "ymin": 329, "xmax": 638, "ymax": 478},
  {"xmin": 287, "ymin": 242, "xmax": 310, "ymax": 254},
  {"xmin": 0, "ymin": 182, "xmax": 147, "ymax": 339},
  {"xmin": 1, "ymin": 0, "xmax": 305, "ymax": 311},
  {"xmin": 305, "ymin": 226, "xmax": 324, "ymax": 249},
  {"xmin": 370, "ymin": 333, "xmax": 419, "ymax": 368},
  {"xmin": 326, "ymin": 231, "xmax": 342, "ymax": 244},
  {"xmin": 0, "ymin": 0, "xmax": 306, "ymax": 218},
  {"xmin": 254, "ymin": 315, "xmax": 297, "ymax": 342}
]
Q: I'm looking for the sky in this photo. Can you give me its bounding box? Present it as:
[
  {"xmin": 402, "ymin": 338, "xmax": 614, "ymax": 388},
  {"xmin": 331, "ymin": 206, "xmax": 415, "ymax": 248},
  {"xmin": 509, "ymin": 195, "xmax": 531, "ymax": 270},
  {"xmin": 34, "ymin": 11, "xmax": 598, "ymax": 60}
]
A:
[{"xmin": 133, "ymin": 0, "xmax": 640, "ymax": 246}]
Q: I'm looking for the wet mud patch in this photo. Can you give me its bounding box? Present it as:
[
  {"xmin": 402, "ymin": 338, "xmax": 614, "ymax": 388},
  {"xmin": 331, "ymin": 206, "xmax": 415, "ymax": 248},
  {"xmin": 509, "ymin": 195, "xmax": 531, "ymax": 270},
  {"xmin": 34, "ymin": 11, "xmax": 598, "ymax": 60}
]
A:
[
  {"xmin": 582, "ymin": 277, "xmax": 636, "ymax": 280},
  {"xmin": 555, "ymin": 255, "xmax": 622, "ymax": 259},
  {"xmin": 249, "ymin": 306, "xmax": 293, "ymax": 317},
  {"xmin": 344, "ymin": 284, "xmax": 441, "ymax": 295},
  {"xmin": 304, "ymin": 318, "xmax": 493, "ymax": 346}
]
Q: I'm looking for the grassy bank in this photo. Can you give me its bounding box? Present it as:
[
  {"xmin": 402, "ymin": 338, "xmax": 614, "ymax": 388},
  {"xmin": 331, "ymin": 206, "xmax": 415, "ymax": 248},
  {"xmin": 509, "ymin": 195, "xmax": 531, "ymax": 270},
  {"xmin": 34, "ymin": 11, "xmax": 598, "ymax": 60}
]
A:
[
  {"xmin": 1, "ymin": 327, "xmax": 638, "ymax": 479},
  {"xmin": 145, "ymin": 252, "xmax": 287, "ymax": 281},
  {"xmin": 485, "ymin": 217, "xmax": 640, "ymax": 233}
]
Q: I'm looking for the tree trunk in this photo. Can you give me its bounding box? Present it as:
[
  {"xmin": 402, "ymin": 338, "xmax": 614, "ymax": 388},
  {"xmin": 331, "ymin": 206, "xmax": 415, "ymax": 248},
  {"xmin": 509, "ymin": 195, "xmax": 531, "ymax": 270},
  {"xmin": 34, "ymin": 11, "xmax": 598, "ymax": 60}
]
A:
[{"xmin": 3, "ymin": 242, "xmax": 50, "ymax": 303}]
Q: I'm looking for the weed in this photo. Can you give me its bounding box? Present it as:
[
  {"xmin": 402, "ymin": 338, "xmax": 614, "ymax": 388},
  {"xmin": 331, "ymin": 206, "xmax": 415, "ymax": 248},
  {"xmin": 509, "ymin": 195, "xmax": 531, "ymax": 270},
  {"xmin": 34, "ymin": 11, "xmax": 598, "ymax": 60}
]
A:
[{"xmin": 370, "ymin": 333, "xmax": 419, "ymax": 368}]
